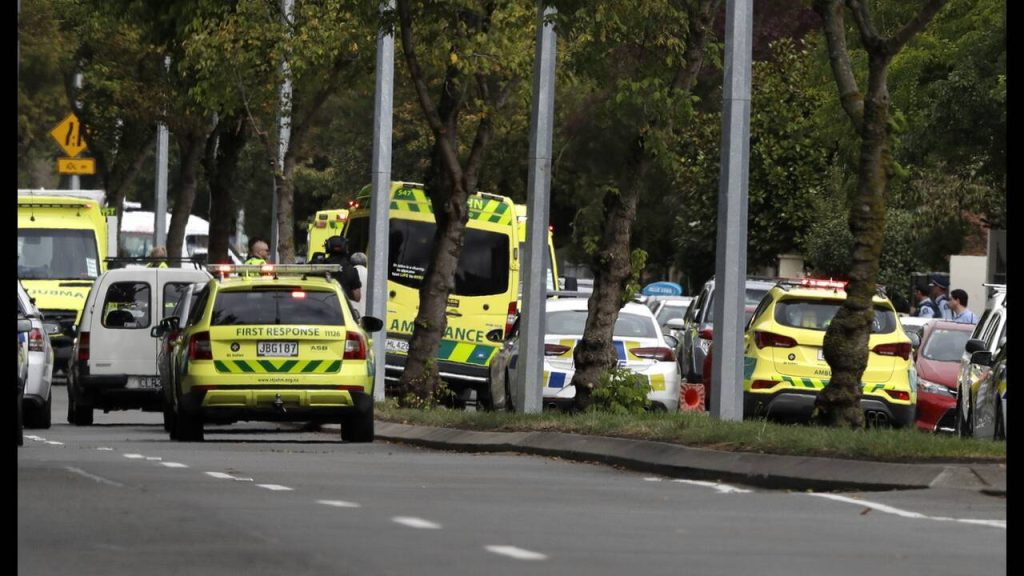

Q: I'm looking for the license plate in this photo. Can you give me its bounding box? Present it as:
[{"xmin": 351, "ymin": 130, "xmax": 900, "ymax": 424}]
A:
[
  {"xmin": 258, "ymin": 341, "xmax": 298, "ymax": 357},
  {"xmin": 817, "ymin": 348, "xmax": 825, "ymax": 361},
  {"xmin": 386, "ymin": 338, "xmax": 409, "ymax": 353},
  {"xmin": 130, "ymin": 376, "xmax": 161, "ymax": 389}
]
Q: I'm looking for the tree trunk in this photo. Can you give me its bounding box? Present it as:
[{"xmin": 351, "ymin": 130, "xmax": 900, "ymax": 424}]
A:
[
  {"xmin": 204, "ymin": 115, "xmax": 247, "ymax": 265},
  {"xmin": 571, "ymin": 158, "xmax": 646, "ymax": 411},
  {"xmin": 166, "ymin": 128, "xmax": 206, "ymax": 262},
  {"xmin": 274, "ymin": 150, "xmax": 297, "ymax": 264}
]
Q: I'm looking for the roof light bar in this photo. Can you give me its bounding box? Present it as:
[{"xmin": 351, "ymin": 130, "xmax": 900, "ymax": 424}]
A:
[
  {"xmin": 800, "ymin": 278, "xmax": 848, "ymax": 290},
  {"xmin": 206, "ymin": 264, "xmax": 343, "ymax": 278}
]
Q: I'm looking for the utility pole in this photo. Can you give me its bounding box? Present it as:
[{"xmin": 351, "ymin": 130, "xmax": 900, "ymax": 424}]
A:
[
  {"xmin": 709, "ymin": 0, "xmax": 753, "ymax": 421},
  {"xmin": 273, "ymin": 0, "xmax": 295, "ymax": 264},
  {"xmin": 368, "ymin": 0, "xmax": 395, "ymax": 401},
  {"xmin": 515, "ymin": 1, "xmax": 557, "ymax": 413},
  {"xmin": 155, "ymin": 56, "xmax": 171, "ymax": 251}
]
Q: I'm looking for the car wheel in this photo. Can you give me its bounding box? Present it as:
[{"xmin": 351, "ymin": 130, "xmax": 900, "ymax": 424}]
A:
[
  {"xmin": 25, "ymin": 391, "xmax": 52, "ymax": 429},
  {"xmin": 504, "ymin": 370, "xmax": 515, "ymax": 412},
  {"xmin": 175, "ymin": 407, "xmax": 204, "ymax": 442},
  {"xmin": 68, "ymin": 386, "xmax": 94, "ymax": 426},
  {"xmin": 954, "ymin": 390, "xmax": 971, "ymax": 438},
  {"xmin": 163, "ymin": 403, "xmax": 177, "ymax": 435},
  {"xmin": 341, "ymin": 406, "xmax": 374, "ymax": 443},
  {"xmin": 993, "ymin": 398, "xmax": 1005, "ymax": 441},
  {"xmin": 17, "ymin": 388, "xmax": 24, "ymax": 447},
  {"xmin": 476, "ymin": 381, "xmax": 495, "ymax": 412}
]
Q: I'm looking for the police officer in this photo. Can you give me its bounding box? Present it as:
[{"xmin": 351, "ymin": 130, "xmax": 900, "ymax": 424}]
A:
[
  {"xmin": 145, "ymin": 246, "xmax": 169, "ymax": 268},
  {"xmin": 320, "ymin": 236, "xmax": 362, "ymax": 305},
  {"xmin": 245, "ymin": 237, "xmax": 270, "ymax": 266}
]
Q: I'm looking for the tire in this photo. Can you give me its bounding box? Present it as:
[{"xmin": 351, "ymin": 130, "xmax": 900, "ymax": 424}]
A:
[
  {"xmin": 476, "ymin": 381, "xmax": 495, "ymax": 412},
  {"xmin": 17, "ymin": 388, "xmax": 24, "ymax": 447},
  {"xmin": 174, "ymin": 407, "xmax": 204, "ymax": 442},
  {"xmin": 24, "ymin": 392, "xmax": 52, "ymax": 429},
  {"xmin": 68, "ymin": 386, "xmax": 94, "ymax": 426},
  {"xmin": 954, "ymin": 390, "xmax": 971, "ymax": 438},
  {"xmin": 163, "ymin": 403, "xmax": 177, "ymax": 434},
  {"xmin": 341, "ymin": 406, "xmax": 374, "ymax": 443},
  {"xmin": 504, "ymin": 370, "xmax": 515, "ymax": 412},
  {"xmin": 993, "ymin": 398, "xmax": 1005, "ymax": 441}
]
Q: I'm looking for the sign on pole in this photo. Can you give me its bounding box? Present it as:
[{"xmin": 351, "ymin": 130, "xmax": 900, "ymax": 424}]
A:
[
  {"xmin": 56, "ymin": 157, "xmax": 95, "ymax": 175},
  {"xmin": 50, "ymin": 113, "xmax": 88, "ymax": 158}
]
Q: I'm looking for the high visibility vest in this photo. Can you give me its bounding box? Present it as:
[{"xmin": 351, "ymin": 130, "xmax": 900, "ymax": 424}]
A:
[{"xmin": 244, "ymin": 257, "xmax": 267, "ymax": 277}]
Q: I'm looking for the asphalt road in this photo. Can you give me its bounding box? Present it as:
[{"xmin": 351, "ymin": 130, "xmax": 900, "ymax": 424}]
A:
[{"xmin": 18, "ymin": 388, "xmax": 1006, "ymax": 576}]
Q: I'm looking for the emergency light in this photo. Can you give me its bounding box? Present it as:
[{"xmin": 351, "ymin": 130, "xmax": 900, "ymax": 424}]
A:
[{"xmin": 207, "ymin": 264, "xmax": 343, "ymax": 280}]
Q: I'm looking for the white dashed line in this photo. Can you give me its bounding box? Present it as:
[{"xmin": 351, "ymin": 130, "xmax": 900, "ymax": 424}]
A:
[
  {"xmin": 486, "ymin": 546, "xmax": 548, "ymax": 561},
  {"xmin": 123, "ymin": 454, "xmax": 146, "ymax": 459},
  {"xmin": 257, "ymin": 484, "xmax": 293, "ymax": 491},
  {"xmin": 96, "ymin": 447, "xmax": 114, "ymax": 451},
  {"xmin": 807, "ymin": 493, "xmax": 1006, "ymax": 529},
  {"xmin": 161, "ymin": 462, "xmax": 189, "ymax": 468},
  {"xmin": 206, "ymin": 472, "xmax": 237, "ymax": 480},
  {"xmin": 317, "ymin": 500, "xmax": 361, "ymax": 508},
  {"xmin": 45, "ymin": 440, "xmax": 64, "ymax": 445},
  {"xmin": 671, "ymin": 479, "xmax": 753, "ymax": 494},
  {"xmin": 392, "ymin": 517, "xmax": 442, "ymax": 530},
  {"xmin": 25, "ymin": 435, "xmax": 44, "ymax": 441},
  {"xmin": 145, "ymin": 456, "xmax": 163, "ymax": 461},
  {"xmin": 65, "ymin": 466, "xmax": 124, "ymax": 488}
]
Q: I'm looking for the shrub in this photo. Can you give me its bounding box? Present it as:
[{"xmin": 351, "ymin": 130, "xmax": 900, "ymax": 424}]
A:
[{"xmin": 590, "ymin": 367, "xmax": 652, "ymax": 415}]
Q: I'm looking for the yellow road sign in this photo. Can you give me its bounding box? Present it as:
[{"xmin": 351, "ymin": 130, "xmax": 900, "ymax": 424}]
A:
[
  {"xmin": 57, "ymin": 157, "xmax": 96, "ymax": 175},
  {"xmin": 50, "ymin": 113, "xmax": 88, "ymax": 157}
]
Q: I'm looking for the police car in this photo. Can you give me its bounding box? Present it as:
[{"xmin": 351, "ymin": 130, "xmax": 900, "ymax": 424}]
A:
[
  {"xmin": 742, "ymin": 279, "xmax": 916, "ymax": 428},
  {"xmin": 159, "ymin": 264, "xmax": 383, "ymax": 442}
]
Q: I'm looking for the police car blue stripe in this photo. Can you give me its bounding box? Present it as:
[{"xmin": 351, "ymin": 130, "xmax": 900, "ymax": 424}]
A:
[
  {"xmin": 549, "ymin": 372, "xmax": 566, "ymax": 389},
  {"xmin": 614, "ymin": 341, "xmax": 626, "ymax": 361}
]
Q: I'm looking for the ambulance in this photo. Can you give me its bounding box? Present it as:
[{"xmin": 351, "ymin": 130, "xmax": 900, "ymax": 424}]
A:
[
  {"xmin": 18, "ymin": 189, "xmax": 115, "ymax": 373},
  {"xmin": 345, "ymin": 182, "xmax": 538, "ymax": 406},
  {"xmin": 305, "ymin": 208, "xmax": 350, "ymax": 261}
]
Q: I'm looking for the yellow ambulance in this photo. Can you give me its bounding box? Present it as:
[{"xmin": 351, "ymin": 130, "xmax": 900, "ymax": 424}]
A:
[
  {"xmin": 305, "ymin": 208, "xmax": 350, "ymax": 262},
  {"xmin": 18, "ymin": 190, "xmax": 111, "ymax": 373}
]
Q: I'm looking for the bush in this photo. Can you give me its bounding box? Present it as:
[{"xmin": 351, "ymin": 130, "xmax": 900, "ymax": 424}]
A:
[{"xmin": 590, "ymin": 367, "xmax": 652, "ymax": 415}]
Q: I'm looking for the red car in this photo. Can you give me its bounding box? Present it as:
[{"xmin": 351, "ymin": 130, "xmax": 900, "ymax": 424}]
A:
[{"xmin": 914, "ymin": 321, "xmax": 975, "ymax": 432}]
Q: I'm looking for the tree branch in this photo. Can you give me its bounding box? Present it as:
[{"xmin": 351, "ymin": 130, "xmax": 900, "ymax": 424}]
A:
[
  {"xmin": 814, "ymin": 0, "xmax": 864, "ymax": 130},
  {"xmin": 673, "ymin": 0, "xmax": 722, "ymax": 92},
  {"xmin": 845, "ymin": 0, "xmax": 883, "ymax": 52},
  {"xmin": 887, "ymin": 0, "xmax": 947, "ymax": 53}
]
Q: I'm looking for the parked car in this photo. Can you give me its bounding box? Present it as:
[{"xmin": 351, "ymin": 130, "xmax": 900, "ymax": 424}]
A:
[
  {"xmin": 960, "ymin": 342, "xmax": 1007, "ymax": 441},
  {"xmin": 488, "ymin": 298, "xmax": 681, "ymax": 412},
  {"xmin": 913, "ymin": 321, "xmax": 975, "ymax": 433},
  {"xmin": 152, "ymin": 281, "xmax": 208, "ymax": 431},
  {"xmin": 742, "ymin": 278, "xmax": 915, "ymax": 427},
  {"xmin": 67, "ymin": 267, "xmax": 212, "ymax": 425},
  {"xmin": 648, "ymin": 295, "xmax": 694, "ymax": 339},
  {"xmin": 675, "ymin": 277, "xmax": 775, "ymax": 404},
  {"xmin": 955, "ymin": 286, "xmax": 1006, "ymax": 438},
  {"xmin": 899, "ymin": 315, "xmax": 932, "ymax": 354},
  {"xmin": 17, "ymin": 281, "xmax": 54, "ymax": 429},
  {"xmin": 18, "ymin": 315, "xmax": 32, "ymax": 446}
]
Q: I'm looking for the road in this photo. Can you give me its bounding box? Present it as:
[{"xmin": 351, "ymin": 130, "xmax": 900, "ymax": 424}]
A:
[{"xmin": 19, "ymin": 387, "xmax": 1005, "ymax": 576}]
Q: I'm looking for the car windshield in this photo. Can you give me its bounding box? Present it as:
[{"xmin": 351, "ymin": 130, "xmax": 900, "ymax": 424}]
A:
[
  {"xmin": 18, "ymin": 228, "xmax": 100, "ymax": 280},
  {"xmin": 547, "ymin": 310, "xmax": 657, "ymax": 338},
  {"xmin": 706, "ymin": 288, "xmax": 770, "ymax": 324},
  {"xmin": 348, "ymin": 217, "xmax": 510, "ymax": 297},
  {"xmin": 656, "ymin": 304, "xmax": 688, "ymax": 326},
  {"xmin": 921, "ymin": 328, "xmax": 972, "ymax": 362},
  {"xmin": 774, "ymin": 298, "xmax": 898, "ymax": 334},
  {"xmin": 211, "ymin": 289, "xmax": 344, "ymax": 326}
]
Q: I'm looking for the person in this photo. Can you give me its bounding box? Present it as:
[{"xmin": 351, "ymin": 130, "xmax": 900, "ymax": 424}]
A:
[
  {"xmin": 949, "ymin": 289, "xmax": 980, "ymax": 324},
  {"xmin": 145, "ymin": 246, "xmax": 168, "ymax": 268},
  {"xmin": 929, "ymin": 275, "xmax": 952, "ymax": 320},
  {"xmin": 349, "ymin": 252, "xmax": 369, "ymax": 317},
  {"xmin": 321, "ymin": 236, "xmax": 362, "ymax": 306},
  {"xmin": 914, "ymin": 283, "xmax": 940, "ymax": 318},
  {"xmin": 245, "ymin": 237, "xmax": 270, "ymax": 266}
]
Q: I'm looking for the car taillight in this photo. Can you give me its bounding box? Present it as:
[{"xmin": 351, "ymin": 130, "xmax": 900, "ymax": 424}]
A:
[
  {"xmin": 754, "ymin": 331, "xmax": 798, "ymax": 349},
  {"xmin": 78, "ymin": 332, "xmax": 90, "ymax": 362},
  {"xmin": 884, "ymin": 389, "xmax": 911, "ymax": 401},
  {"xmin": 872, "ymin": 342, "xmax": 911, "ymax": 360},
  {"xmin": 345, "ymin": 331, "xmax": 367, "ymax": 360},
  {"xmin": 751, "ymin": 379, "xmax": 777, "ymax": 390},
  {"xmin": 630, "ymin": 347, "xmax": 675, "ymax": 362},
  {"xmin": 28, "ymin": 327, "xmax": 45, "ymax": 352},
  {"xmin": 544, "ymin": 343, "xmax": 571, "ymax": 356},
  {"xmin": 505, "ymin": 302, "xmax": 518, "ymax": 338},
  {"xmin": 699, "ymin": 328, "xmax": 713, "ymax": 340},
  {"xmin": 188, "ymin": 331, "xmax": 212, "ymax": 360}
]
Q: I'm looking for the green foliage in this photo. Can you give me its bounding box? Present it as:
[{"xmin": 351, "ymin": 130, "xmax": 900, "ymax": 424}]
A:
[{"xmin": 589, "ymin": 367, "xmax": 652, "ymax": 415}]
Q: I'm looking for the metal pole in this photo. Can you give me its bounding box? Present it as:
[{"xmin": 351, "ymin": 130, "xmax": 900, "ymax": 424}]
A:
[
  {"xmin": 369, "ymin": 0, "xmax": 395, "ymax": 402},
  {"xmin": 515, "ymin": 1, "xmax": 557, "ymax": 414},
  {"xmin": 70, "ymin": 73, "xmax": 83, "ymax": 190},
  {"xmin": 709, "ymin": 0, "xmax": 753, "ymax": 421},
  {"xmin": 273, "ymin": 0, "xmax": 294, "ymax": 264},
  {"xmin": 154, "ymin": 123, "xmax": 168, "ymax": 250}
]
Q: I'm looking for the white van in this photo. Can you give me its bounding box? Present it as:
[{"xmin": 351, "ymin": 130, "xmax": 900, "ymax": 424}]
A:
[
  {"xmin": 67, "ymin": 267, "xmax": 212, "ymax": 425},
  {"xmin": 119, "ymin": 211, "xmax": 243, "ymax": 265}
]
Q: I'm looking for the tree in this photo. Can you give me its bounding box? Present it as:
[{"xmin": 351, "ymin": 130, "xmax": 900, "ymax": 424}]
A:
[
  {"xmin": 549, "ymin": 0, "xmax": 722, "ymax": 411},
  {"xmin": 813, "ymin": 0, "xmax": 947, "ymax": 428},
  {"xmin": 393, "ymin": 0, "xmax": 533, "ymax": 404}
]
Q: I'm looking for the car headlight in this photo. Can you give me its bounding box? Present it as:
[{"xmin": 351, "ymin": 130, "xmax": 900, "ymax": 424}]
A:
[{"xmin": 917, "ymin": 378, "xmax": 955, "ymax": 398}]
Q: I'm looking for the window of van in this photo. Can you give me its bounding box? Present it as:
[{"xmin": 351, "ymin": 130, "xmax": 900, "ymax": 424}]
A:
[
  {"xmin": 348, "ymin": 218, "xmax": 510, "ymax": 297},
  {"xmin": 210, "ymin": 289, "xmax": 345, "ymax": 326},
  {"xmin": 101, "ymin": 282, "xmax": 152, "ymax": 329},
  {"xmin": 18, "ymin": 229, "xmax": 100, "ymax": 280}
]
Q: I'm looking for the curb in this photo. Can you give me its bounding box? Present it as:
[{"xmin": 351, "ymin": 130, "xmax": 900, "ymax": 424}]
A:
[{"xmin": 374, "ymin": 422, "xmax": 1006, "ymax": 494}]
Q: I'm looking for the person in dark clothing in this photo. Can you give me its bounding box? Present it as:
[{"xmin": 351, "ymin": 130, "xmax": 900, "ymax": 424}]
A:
[{"xmin": 320, "ymin": 235, "xmax": 362, "ymax": 305}]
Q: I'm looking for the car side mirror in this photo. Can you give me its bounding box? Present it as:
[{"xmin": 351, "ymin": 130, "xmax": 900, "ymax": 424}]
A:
[
  {"xmin": 964, "ymin": 338, "xmax": 986, "ymax": 354},
  {"xmin": 907, "ymin": 332, "xmax": 920, "ymax": 350},
  {"xmin": 360, "ymin": 316, "xmax": 384, "ymax": 333},
  {"xmin": 150, "ymin": 325, "xmax": 166, "ymax": 338},
  {"xmin": 17, "ymin": 318, "xmax": 32, "ymax": 333},
  {"xmin": 971, "ymin": 350, "xmax": 993, "ymax": 367},
  {"xmin": 665, "ymin": 318, "xmax": 686, "ymax": 330},
  {"xmin": 485, "ymin": 328, "xmax": 505, "ymax": 343},
  {"xmin": 663, "ymin": 334, "xmax": 679, "ymax": 349}
]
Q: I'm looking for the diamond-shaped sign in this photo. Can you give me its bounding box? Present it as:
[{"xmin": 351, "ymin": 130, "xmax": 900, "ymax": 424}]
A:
[{"xmin": 49, "ymin": 113, "xmax": 88, "ymax": 157}]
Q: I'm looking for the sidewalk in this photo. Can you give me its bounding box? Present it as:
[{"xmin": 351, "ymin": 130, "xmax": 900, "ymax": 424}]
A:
[{"xmin": 374, "ymin": 422, "xmax": 1007, "ymax": 494}]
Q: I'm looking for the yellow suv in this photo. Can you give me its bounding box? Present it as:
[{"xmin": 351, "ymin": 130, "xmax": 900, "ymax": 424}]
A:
[
  {"xmin": 159, "ymin": 264, "xmax": 383, "ymax": 442},
  {"xmin": 742, "ymin": 279, "xmax": 915, "ymax": 427}
]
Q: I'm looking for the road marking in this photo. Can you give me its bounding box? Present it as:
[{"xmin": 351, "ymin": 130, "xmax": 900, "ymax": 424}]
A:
[
  {"xmin": 485, "ymin": 546, "xmax": 548, "ymax": 561},
  {"xmin": 97, "ymin": 447, "xmax": 114, "ymax": 451},
  {"xmin": 317, "ymin": 500, "xmax": 361, "ymax": 508},
  {"xmin": 45, "ymin": 440, "xmax": 64, "ymax": 445},
  {"xmin": 808, "ymin": 493, "xmax": 1006, "ymax": 529},
  {"xmin": 65, "ymin": 466, "xmax": 124, "ymax": 488},
  {"xmin": 161, "ymin": 462, "xmax": 188, "ymax": 468},
  {"xmin": 257, "ymin": 484, "xmax": 293, "ymax": 491},
  {"xmin": 25, "ymin": 435, "xmax": 43, "ymax": 441},
  {"xmin": 206, "ymin": 471, "xmax": 237, "ymax": 480},
  {"xmin": 671, "ymin": 479, "xmax": 752, "ymax": 494},
  {"xmin": 392, "ymin": 517, "xmax": 442, "ymax": 530},
  {"xmin": 145, "ymin": 456, "xmax": 162, "ymax": 461},
  {"xmin": 124, "ymin": 454, "xmax": 146, "ymax": 459}
]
